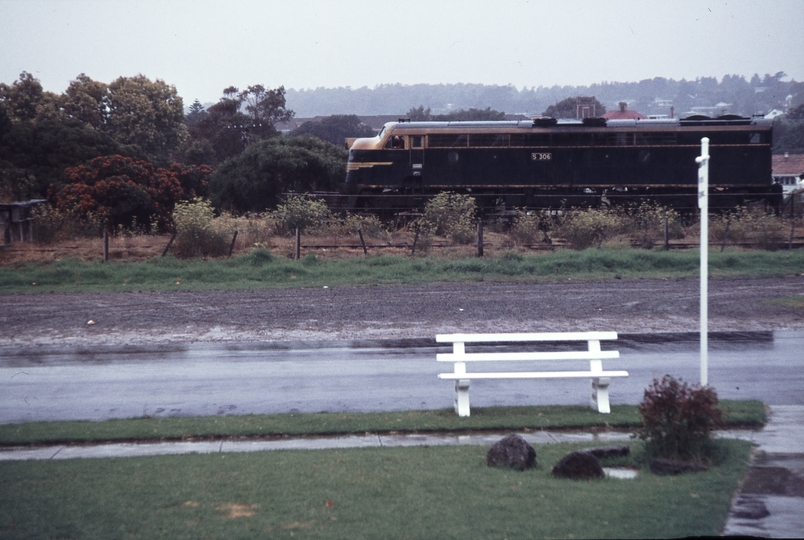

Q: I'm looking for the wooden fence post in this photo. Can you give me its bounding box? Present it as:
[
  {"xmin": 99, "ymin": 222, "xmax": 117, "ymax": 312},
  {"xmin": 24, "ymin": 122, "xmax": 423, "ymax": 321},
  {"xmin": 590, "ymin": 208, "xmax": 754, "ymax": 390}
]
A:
[
  {"xmin": 228, "ymin": 230, "xmax": 238, "ymax": 257},
  {"xmin": 358, "ymin": 229, "xmax": 368, "ymax": 255},
  {"xmin": 295, "ymin": 227, "xmax": 301, "ymax": 260},
  {"xmin": 476, "ymin": 219, "xmax": 484, "ymax": 257},
  {"xmin": 411, "ymin": 230, "xmax": 419, "ymax": 256},
  {"xmin": 162, "ymin": 232, "xmax": 177, "ymax": 257},
  {"xmin": 102, "ymin": 229, "xmax": 109, "ymax": 262},
  {"xmin": 789, "ymin": 219, "xmax": 795, "ymax": 250}
]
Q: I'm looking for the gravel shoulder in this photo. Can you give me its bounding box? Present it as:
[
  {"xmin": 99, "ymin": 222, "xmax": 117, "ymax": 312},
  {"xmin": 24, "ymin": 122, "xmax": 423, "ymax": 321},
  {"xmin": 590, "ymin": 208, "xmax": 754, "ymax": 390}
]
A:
[{"xmin": 1, "ymin": 276, "xmax": 803, "ymax": 347}]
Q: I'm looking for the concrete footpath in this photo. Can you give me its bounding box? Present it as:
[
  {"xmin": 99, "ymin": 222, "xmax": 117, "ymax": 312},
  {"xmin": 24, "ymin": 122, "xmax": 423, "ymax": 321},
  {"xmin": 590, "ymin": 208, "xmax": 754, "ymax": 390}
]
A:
[
  {"xmin": 722, "ymin": 405, "xmax": 804, "ymax": 538},
  {"xmin": 1, "ymin": 405, "xmax": 802, "ymax": 538}
]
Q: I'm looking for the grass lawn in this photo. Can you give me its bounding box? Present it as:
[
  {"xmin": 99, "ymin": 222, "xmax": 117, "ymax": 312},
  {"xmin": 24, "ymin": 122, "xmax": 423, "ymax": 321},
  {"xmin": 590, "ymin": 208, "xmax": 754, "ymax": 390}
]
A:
[
  {"xmin": 2, "ymin": 248, "xmax": 804, "ymax": 294},
  {"xmin": 0, "ymin": 439, "xmax": 752, "ymax": 539},
  {"xmin": 0, "ymin": 401, "xmax": 766, "ymax": 446}
]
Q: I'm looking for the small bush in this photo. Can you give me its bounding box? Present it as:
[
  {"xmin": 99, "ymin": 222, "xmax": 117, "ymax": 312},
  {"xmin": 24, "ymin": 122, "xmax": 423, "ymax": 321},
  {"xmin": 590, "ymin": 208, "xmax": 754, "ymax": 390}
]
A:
[
  {"xmin": 172, "ymin": 198, "xmax": 229, "ymax": 258},
  {"xmin": 637, "ymin": 375, "xmax": 723, "ymax": 463},
  {"xmin": 752, "ymin": 214, "xmax": 787, "ymax": 250},
  {"xmin": 419, "ymin": 192, "xmax": 477, "ymax": 245},
  {"xmin": 508, "ymin": 210, "xmax": 545, "ymax": 246},
  {"xmin": 619, "ymin": 202, "xmax": 683, "ymax": 249},
  {"xmin": 243, "ymin": 246, "xmax": 273, "ymax": 266},
  {"xmin": 342, "ymin": 213, "xmax": 391, "ymax": 241},
  {"xmin": 31, "ymin": 205, "xmax": 105, "ymax": 243},
  {"xmin": 272, "ymin": 194, "xmax": 331, "ymax": 234},
  {"xmin": 557, "ymin": 208, "xmax": 621, "ymax": 250},
  {"xmin": 710, "ymin": 206, "xmax": 787, "ymax": 250}
]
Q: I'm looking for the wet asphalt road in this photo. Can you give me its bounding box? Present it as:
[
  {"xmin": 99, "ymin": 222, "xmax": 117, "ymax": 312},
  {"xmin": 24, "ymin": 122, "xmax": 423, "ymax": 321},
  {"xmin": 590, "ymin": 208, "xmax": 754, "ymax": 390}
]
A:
[{"xmin": 2, "ymin": 331, "xmax": 802, "ymax": 424}]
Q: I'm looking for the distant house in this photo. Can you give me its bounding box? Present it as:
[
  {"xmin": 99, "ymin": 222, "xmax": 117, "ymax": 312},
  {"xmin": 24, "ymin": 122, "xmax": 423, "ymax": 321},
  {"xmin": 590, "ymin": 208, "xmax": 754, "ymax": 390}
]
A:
[
  {"xmin": 601, "ymin": 102, "xmax": 646, "ymax": 120},
  {"xmin": 772, "ymin": 153, "xmax": 804, "ymax": 195}
]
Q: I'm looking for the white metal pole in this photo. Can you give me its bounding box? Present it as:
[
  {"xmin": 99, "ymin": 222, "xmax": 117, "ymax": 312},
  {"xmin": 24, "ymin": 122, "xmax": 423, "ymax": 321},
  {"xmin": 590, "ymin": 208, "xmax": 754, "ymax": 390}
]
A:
[{"xmin": 696, "ymin": 137, "xmax": 710, "ymax": 386}]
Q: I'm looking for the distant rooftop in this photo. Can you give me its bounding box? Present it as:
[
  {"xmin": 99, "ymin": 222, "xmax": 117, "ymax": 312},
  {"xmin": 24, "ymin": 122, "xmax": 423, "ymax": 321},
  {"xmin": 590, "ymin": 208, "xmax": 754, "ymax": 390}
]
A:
[
  {"xmin": 772, "ymin": 153, "xmax": 804, "ymax": 176},
  {"xmin": 601, "ymin": 101, "xmax": 646, "ymax": 120}
]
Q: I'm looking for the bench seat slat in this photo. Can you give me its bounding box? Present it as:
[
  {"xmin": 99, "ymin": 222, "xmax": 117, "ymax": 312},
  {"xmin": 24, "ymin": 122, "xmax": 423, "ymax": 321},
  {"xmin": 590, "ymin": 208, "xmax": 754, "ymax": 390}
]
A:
[
  {"xmin": 437, "ymin": 351, "xmax": 619, "ymax": 362},
  {"xmin": 436, "ymin": 332, "xmax": 617, "ymax": 343},
  {"xmin": 439, "ymin": 370, "xmax": 629, "ymax": 380}
]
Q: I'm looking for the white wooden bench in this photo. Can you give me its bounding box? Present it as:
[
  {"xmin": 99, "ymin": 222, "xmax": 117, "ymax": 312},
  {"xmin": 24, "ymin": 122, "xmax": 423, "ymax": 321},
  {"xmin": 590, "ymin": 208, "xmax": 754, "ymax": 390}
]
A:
[{"xmin": 437, "ymin": 331, "xmax": 627, "ymax": 417}]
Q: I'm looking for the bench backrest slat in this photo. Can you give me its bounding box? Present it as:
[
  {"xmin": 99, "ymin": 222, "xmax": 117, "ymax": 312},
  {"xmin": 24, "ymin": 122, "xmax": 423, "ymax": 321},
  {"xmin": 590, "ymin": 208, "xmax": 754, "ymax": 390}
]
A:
[
  {"xmin": 437, "ymin": 350, "xmax": 620, "ymax": 362},
  {"xmin": 436, "ymin": 331, "xmax": 617, "ymax": 343}
]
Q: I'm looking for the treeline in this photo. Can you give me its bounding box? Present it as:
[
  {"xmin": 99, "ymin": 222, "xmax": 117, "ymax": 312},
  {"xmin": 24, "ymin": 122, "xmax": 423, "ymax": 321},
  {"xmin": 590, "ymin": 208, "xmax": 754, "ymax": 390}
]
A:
[
  {"xmin": 287, "ymin": 74, "xmax": 804, "ymax": 119},
  {"xmin": 0, "ymin": 72, "xmax": 351, "ymax": 230}
]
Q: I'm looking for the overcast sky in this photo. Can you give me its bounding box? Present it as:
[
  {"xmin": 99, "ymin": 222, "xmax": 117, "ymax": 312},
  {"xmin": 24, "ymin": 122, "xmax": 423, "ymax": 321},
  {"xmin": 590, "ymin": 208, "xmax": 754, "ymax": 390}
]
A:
[{"xmin": 2, "ymin": 0, "xmax": 803, "ymax": 104}]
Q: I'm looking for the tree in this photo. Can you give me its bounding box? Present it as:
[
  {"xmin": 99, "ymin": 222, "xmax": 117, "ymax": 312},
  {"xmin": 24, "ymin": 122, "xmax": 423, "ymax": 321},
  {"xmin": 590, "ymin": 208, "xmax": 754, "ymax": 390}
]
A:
[
  {"xmin": 187, "ymin": 88, "xmax": 250, "ymax": 164},
  {"xmin": 542, "ymin": 97, "xmax": 606, "ymax": 118},
  {"xmin": 0, "ymin": 116, "xmax": 123, "ymax": 198},
  {"xmin": 50, "ymin": 155, "xmax": 210, "ymax": 231},
  {"xmin": 186, "ymin": 99, "xmax": 208, "ymax": 125},
  {"xmin": 0, "ymin": 73, "xmax": 125, "ymax": 199},
  {"xmin": 406, "ymin": 105, "xmax": 432, "ymax": 120},
  {"xmin": 773, "ymin": 118, "xmax": 804, "ymax": 154},
  {"xmin": 405, "ymin": 105, "xmax": 506, "ymax": 121},
  {"xmin": 787, "ymin": 103, "xmax": 804, "ymax": 121},
  {"xmin": 291, "ymin": 115, "xmax": 375, "ymax": 146},
  {"xmin": 209, "ymin": 136, "xmax": 347, "ymax": 213},
  {"xmin": 180, "ymin": 84, "xmax": 293, "ymax": 166},
  {"xmin": 106, "ymin": 75, "xmax": 187, "ymax": 165},
  {"xmin": 238, "ymin": 85, "xmax": 294, "ymax": 131},
  {"xmin": 0, "ymin": 71, "xmax": 60, "ymax": 122},
  {"xmin": 438, "ymin": 107, "xmax": 506, "ymax": 121},
  {"xmin": 61, "ymin": 74, "xmax": 109, "ymax": 130}
]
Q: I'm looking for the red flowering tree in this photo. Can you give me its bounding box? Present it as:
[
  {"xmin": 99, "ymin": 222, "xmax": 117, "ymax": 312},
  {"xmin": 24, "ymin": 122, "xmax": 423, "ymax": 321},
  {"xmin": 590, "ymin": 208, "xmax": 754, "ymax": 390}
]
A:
[{"xmin": 50, "ymin": 155, "xmax": 210, "ymax": 232}]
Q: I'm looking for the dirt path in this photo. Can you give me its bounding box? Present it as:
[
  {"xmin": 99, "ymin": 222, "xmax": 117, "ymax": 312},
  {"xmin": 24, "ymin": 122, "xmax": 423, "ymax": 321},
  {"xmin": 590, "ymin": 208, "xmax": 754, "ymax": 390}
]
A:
[{"xmin": 1, "ymin": 276, "xmax": 803, "ymax": 347}]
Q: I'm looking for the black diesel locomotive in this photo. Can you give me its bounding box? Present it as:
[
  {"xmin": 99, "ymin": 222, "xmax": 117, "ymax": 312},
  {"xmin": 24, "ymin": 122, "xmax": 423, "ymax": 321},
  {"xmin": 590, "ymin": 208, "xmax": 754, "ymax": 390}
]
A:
[{"xmin": 342, "ymin": 115, "xmax": 773, "ymax": 213}]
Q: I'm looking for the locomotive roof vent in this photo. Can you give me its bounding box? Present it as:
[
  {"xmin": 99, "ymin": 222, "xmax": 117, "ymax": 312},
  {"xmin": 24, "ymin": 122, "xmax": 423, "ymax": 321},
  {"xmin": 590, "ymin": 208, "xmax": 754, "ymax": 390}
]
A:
[
  {"xmin": 680, "ymin": 114, "xmax": 753, "ymax": 126},
  {"xmin": 582, "ymin": 117, "xmax": 607, "ymax": 127},
  {"xmin": 532, "ymin": 117, "xmax": 558, "ymax": 127}
]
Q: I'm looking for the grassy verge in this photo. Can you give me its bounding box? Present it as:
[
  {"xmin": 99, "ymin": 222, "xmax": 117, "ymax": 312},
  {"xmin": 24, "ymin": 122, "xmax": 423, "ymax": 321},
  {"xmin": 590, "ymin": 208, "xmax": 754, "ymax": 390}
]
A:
[
  {"xmin": 0, "ymin": 401, "xmax": 765, "ymax": 446},
  {"xmin": 1, "ymin": 248, "xmax": 803, "ymax": 294},
  {"xmin": 0, "ymin": 439, "xmax": 753, "ymax": 539}
]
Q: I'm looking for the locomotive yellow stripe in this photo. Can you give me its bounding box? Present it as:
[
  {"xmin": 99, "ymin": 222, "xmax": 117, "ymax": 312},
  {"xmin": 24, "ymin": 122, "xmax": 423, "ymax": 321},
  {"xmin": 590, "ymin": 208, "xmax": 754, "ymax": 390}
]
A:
[{"xmin": 346, "ymin": 162, "xmax": 393, "ymax": 171}]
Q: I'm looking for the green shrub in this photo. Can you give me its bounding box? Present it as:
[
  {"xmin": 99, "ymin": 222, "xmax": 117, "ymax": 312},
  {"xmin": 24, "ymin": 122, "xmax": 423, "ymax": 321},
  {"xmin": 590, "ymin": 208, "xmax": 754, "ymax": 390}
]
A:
[
  {"xmin": 637, "ymin": 375, "xmax": 723, "ymax": 463},
  {"xmin": 243, "ymin": 246, "xmax": 273, "ymax": 266},
  {"xmin": 172, "ymin": 198, "xmax": 229, "ymax": 258},
  {"xmin": 342, "ymin": 213, "xmax": 391, "ymax": 241},
  {"xmin": 557, "ymin": 208, "xmax": 621, "ymax": 249},
  {"xmin": 710, "ymin": 206, "xmax": 787, "ymax": 250},
  {"xmin": 618, "ymin": 202, "xmax": 684, "ymax": 249},
  {"xmin": 31, "ymin": 205, "xmax": 104, "ymax": 243},
  {"xmin": 508, "ymin": 210, "xmax": 545, "ymax": 246},
  {"xmin": 751, "ymin": 213, "xmax": 787, "ymax": 251},
  {"xmin": 419, "ymin": 192, "xmax": 477, "ymax": 245},
  {"xmin": 272, "ymin": 194, "xmax": 331, "ymax": 234}
]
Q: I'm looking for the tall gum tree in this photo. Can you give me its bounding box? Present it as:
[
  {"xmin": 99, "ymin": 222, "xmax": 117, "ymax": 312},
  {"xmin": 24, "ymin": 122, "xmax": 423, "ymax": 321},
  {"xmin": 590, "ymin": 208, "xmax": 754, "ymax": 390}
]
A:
[{"xmin": 106, "ymin": 75, "xmax": 187, "ymax": 165}]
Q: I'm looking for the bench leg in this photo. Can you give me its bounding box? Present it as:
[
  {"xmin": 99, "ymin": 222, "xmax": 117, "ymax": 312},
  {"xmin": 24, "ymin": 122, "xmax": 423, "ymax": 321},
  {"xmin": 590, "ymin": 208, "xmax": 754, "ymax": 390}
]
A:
[
  {"xmin": 591, "ymin": 377, "xmax": 611, "ymax": 414},
  {"xmin": 454, "ymin": 379, "xmax": 471, "ymax": 417}
]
